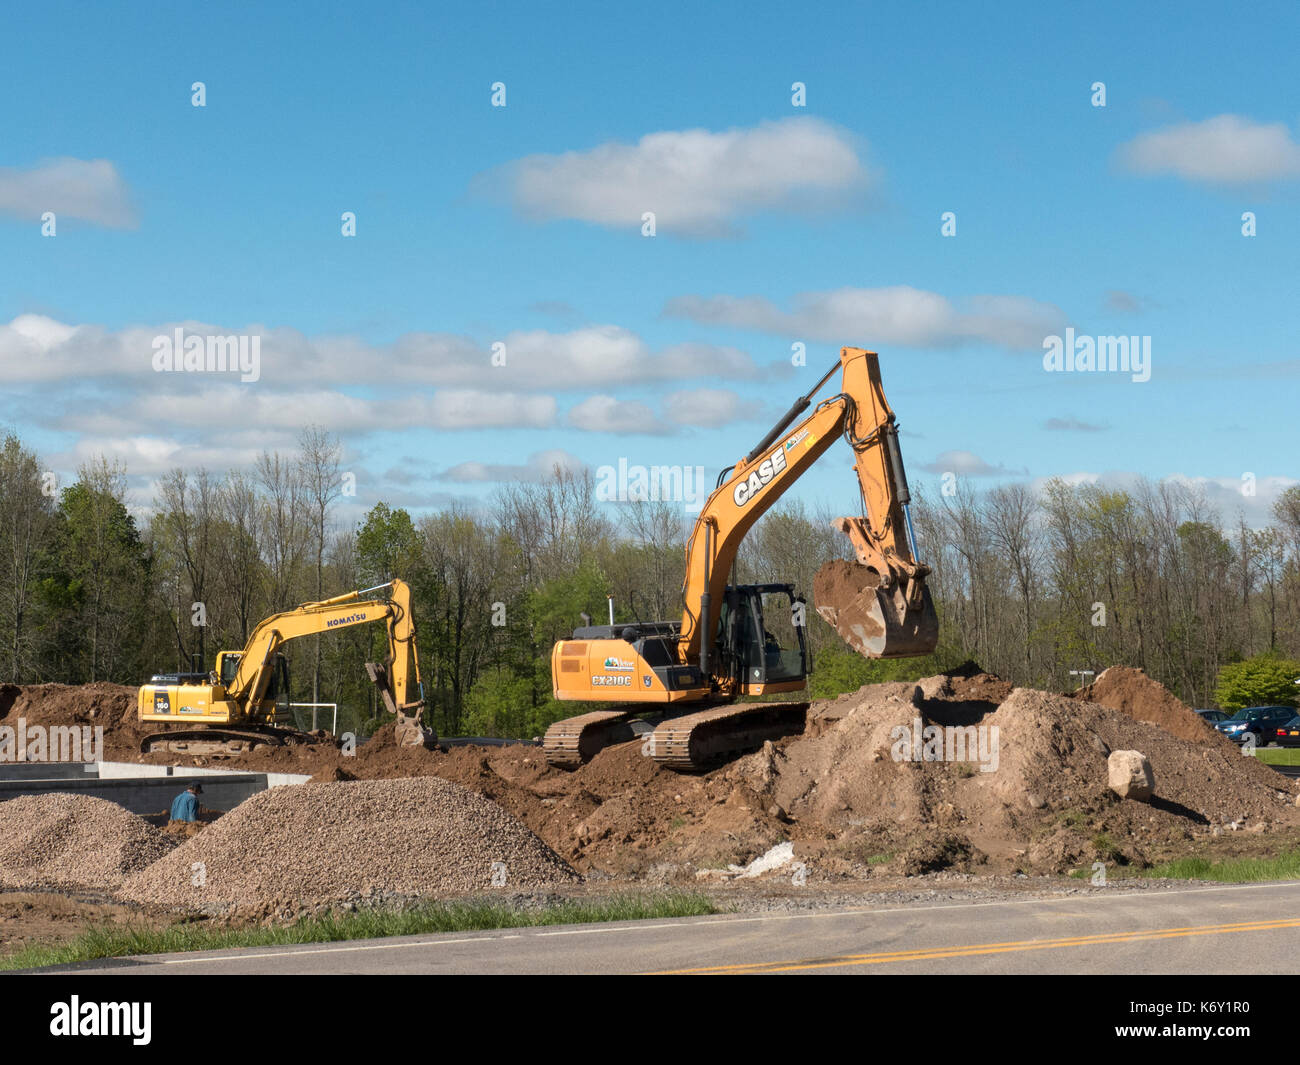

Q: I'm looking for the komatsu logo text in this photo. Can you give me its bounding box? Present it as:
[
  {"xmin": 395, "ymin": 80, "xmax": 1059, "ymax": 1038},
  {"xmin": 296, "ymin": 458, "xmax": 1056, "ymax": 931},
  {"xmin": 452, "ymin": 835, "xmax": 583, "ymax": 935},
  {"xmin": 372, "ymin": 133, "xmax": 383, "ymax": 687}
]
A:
[
  {"xmin": 732, "ymin": 447, "xmax": 787, "ymax": 507},
  {"xmin": 326, "ymin": 612, "xmax": 368, "ymax": 628}
]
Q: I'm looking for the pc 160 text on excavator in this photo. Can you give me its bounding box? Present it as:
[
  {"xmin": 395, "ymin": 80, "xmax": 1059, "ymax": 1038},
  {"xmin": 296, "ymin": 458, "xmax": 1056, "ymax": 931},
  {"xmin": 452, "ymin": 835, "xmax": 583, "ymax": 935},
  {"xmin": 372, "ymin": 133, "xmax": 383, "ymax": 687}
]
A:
[{"xmin": 544, "ymin": 346, "xmax": 939, "ymax": 771}]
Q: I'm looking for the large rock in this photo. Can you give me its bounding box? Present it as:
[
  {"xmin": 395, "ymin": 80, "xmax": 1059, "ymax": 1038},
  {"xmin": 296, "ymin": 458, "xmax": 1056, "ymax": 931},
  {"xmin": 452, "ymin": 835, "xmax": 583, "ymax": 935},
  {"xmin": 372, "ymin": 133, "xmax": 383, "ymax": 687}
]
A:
[{"xmin": 1108, "ymin": 750, "xmax": 1154, "ymax": 801}]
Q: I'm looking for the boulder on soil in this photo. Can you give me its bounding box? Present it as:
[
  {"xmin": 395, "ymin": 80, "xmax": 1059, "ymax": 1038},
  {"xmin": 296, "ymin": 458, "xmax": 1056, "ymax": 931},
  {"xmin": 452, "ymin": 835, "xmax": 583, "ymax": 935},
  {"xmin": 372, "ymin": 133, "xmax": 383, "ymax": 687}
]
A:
[{"xmin": 1108, "ymin": 750, "xmax": 1154, "ymax": 801}]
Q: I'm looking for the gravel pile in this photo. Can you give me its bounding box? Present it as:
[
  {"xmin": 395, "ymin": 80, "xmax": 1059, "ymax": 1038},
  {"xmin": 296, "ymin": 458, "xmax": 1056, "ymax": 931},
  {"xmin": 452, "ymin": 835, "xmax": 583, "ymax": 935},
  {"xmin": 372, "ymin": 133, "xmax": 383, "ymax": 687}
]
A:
[
  {"xmin": 0, "ymin": 794, "xmax": 176, "ymax": 892},
  {"xmin": 118, "ymin": 776, "xmax": 579, "ymax": 910}
]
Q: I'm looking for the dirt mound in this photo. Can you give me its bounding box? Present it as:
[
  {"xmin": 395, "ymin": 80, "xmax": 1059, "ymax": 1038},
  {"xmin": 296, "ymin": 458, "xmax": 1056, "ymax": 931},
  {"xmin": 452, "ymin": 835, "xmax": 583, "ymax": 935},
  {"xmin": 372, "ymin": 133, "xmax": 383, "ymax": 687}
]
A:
[
  {"xmin": 0, "ymin": 794, "xmax": 176, "ymax": 892},
  {"xmin": 7, "ymin": 673, "xmax": 1296, "ymax": 887},
  {"xmin": 1074, "ymin": 666, "xmax": 1216, "ymax": 743},
  {"xmin": 118, "ymin": 777, "xmax": 578, "ymax": 910},
  {"xmin": 0, "ymin": 682, "xmax": 144, "ymax": 756},
  {"xmin": 728, "ymin": 678, "xmax": 1299, "ymax": 876}
]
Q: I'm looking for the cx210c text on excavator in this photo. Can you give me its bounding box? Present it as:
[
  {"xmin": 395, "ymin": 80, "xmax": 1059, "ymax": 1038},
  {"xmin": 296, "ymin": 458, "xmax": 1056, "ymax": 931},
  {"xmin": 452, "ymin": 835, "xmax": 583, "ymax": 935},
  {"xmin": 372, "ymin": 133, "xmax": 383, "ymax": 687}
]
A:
[
  {"xmin": 544, "ymin": 346, "xmax": 939, "ymax": 771},
  {"xmin": 137, "ymin": 579, "xmax": 434, "ymax": 754}
]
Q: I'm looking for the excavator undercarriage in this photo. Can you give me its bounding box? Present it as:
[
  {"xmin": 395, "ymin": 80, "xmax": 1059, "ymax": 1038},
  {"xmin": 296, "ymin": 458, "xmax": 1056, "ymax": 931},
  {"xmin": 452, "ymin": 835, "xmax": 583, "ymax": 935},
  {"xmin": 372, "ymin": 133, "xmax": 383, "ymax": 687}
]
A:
[{"xmin": 542, "ymin": 701, "xmax": 809, "ymax": 771}]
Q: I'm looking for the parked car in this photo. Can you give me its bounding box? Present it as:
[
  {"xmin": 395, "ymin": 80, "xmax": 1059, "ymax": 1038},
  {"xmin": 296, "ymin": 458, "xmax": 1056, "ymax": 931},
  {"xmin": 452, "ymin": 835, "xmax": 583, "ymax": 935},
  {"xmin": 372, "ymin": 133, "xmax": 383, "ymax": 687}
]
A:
[
  {"xmin": 1274, "ymin": 716, "xmax": 1300, "ymax": 748},
  {"xmin": 1215, "ymin": 706, "xmax": 1297, "ymax": 746},
  {"xmin": 1196, "ymin": 709, "xmax": 1230, "ymax": 723}
]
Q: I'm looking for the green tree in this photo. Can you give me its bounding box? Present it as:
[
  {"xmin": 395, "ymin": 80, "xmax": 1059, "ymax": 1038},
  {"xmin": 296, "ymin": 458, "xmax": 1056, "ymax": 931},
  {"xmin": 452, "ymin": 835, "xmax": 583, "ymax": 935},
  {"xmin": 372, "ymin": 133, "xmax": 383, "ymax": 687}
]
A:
[
  {"xmin": 39, "ymin": 461, "xmax": 150, "ymax": 682},
  {"xmin": 355, "ymin": 503, "xmax": 420, "ymax": 585},
  {"xmin": 1214, "ymin": 653, "xmax": 1300, "ymax": 712}
]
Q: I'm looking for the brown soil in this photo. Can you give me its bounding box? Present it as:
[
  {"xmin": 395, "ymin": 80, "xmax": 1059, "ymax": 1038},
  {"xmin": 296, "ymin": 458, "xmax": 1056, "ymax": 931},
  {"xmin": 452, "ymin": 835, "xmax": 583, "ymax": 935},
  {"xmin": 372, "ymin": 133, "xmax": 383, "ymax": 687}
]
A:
[
  {"xmin": 812, "ymin": 559, "xmax": 885, "ymax": 655},
  {"xmin": 3, "ymin": 665, "xmax": 1297, "ymax": 894},
  {"xmin": 0, "ymin": 892, "xmax": 172, "ymax": 958},
  {"xmin": 1073, "ymin": 666, "xmax": 1217, "ymax": 743},
  {"xmin": 0, "ymin": 682, "xmax": 146, "ymax": 758}
]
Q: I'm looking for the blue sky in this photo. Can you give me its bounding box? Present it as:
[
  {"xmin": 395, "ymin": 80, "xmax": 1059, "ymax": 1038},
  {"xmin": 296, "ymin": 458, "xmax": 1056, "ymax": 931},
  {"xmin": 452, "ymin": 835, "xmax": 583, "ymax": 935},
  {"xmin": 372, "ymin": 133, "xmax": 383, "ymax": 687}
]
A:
[{"xmin": 2, "ymin": 0, "xmax": 1297, "ymax": 528}]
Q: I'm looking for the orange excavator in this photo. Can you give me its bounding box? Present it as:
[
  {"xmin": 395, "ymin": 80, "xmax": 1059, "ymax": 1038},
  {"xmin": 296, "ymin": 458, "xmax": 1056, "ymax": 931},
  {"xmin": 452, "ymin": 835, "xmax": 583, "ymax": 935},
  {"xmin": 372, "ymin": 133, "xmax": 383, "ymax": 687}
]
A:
[{"xmin": 544, "ymin": 346, "xmax": 938, "ymax": 770}]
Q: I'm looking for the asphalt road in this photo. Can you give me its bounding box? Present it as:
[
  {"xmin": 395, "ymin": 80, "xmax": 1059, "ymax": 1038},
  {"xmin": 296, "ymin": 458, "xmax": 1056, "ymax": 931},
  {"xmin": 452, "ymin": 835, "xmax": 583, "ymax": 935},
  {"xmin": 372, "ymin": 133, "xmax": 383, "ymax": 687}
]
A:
[{"xmin": 48, "ymin": 880, "xmax": 1300, "ymax": 975}]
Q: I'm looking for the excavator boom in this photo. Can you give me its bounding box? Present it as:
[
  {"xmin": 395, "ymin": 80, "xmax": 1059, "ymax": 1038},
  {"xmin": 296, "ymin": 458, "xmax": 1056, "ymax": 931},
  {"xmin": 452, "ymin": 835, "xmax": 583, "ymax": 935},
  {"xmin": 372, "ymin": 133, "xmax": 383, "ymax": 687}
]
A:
[{"xmin": 679, "ymin": 347, "xmax": 936, "ymax": 667}]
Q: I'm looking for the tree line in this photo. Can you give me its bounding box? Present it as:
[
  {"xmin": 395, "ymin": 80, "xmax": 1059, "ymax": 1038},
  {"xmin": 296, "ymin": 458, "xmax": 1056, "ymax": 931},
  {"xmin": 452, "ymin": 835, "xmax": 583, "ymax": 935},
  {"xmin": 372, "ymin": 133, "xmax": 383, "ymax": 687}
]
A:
[{"xmin": 1, "ymin": 428, "xmax": 1297, "ymax": 739}]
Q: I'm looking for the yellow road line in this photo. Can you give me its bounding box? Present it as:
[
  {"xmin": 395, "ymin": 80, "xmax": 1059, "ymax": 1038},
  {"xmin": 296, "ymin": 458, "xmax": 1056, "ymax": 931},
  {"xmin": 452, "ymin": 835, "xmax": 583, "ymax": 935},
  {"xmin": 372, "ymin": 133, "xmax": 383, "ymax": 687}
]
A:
[{"xmin": 653, "ymin": 917, "xmax": 1300, "ymax": 974}]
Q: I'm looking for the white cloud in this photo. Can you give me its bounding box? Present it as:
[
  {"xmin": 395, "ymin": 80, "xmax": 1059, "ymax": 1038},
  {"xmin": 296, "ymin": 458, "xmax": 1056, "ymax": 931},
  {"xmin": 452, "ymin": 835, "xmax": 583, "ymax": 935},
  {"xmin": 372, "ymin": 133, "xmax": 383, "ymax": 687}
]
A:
[
  {"xmin": 56, "ymin": 436, "xmax": 264, "ymax": 477},
  {"xmin": 1044, "ymin": 416, "xmax": 1108, "ymax": 432},
  {"xmin": 565, "ymin": 389, "xmax": 761, "ymax": 434},
  {"xmin": 0, "ymin": 158, "xmax": 136, "ymax": 227},
  {"xmin": 922, "ymin": 450, "xmax": 1018, "ymax": 477},
  {"xmin": 54, "ymin": 388, "xmax": 556, "ymax": 434},
  {"xmin": 475, "ymin": 117, "xmax": 871, "ymax": 236},
  {"xmin": 441, "ymin": 449, "xmax": 587, "ymax": 484},
  {"xmin": 666, "ymin": 286, "xmax": 1065, "ymax": 350},
  {"xmin": 1118, "ymin": 115, "xmax": 1300, "ymax": 184},
  {"xmin": 567, "ymin": 395, "xmax": 666, "ymax": 434},
  {"xmin": 663, "ymin": 388, "xmax": 761, "ymax": 427},
  {"xmin": 0, "ymin": 317, "xmax": 763, "ymax": 390}
]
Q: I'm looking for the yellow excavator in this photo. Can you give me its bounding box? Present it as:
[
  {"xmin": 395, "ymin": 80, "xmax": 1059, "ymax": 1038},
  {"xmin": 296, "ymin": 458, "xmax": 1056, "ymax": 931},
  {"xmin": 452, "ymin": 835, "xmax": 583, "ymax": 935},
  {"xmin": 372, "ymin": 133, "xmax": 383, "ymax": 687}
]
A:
[
  {"xmin": 545, "ymin": 346, "xmax": 938, "ymax": 770},
  {"xmin": 137, "ymin": 579, "xmax": 433, "ymax": 754}
]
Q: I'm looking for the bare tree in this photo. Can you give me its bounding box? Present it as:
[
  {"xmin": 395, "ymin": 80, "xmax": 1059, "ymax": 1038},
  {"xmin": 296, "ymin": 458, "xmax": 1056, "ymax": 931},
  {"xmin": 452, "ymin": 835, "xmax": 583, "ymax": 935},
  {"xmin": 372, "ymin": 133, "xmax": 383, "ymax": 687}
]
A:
[
  {"xmin": 298, "ymin": 426, "xmax": 342, "ymax": 704},
  {"xmin": 0, "ymin": 435, "xmax": 54, "ymax": 680},
  {"xmin": 255, "ymin": 450, "xmax": 309, "ymax": 612}
]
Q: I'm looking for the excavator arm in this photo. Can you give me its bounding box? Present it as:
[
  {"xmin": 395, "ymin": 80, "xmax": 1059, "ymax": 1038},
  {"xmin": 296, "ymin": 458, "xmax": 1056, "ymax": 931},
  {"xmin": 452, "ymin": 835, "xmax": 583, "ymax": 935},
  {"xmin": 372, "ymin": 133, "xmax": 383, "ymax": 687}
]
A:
[
  {"xmin": 542, "ymin": 345, "xmax": 937, "ymax": 770},
  {"xmin": 679, "ymin": 346, "xmax": 937, "ymax": 665},
  {"xmin": 220, "ymin": 579, "xmax": 431, "ymax": 747}
]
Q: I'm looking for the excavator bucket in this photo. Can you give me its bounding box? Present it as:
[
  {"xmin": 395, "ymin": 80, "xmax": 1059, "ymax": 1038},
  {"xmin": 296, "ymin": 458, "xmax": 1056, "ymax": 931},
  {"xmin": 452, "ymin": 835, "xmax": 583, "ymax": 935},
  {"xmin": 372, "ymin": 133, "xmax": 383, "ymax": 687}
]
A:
[
  {"xmin": 367, "ymin": 660, "xmax": 437, "ymax": 748},
  {"xmin": 393, "ymin": 710, "xmax": 436, "ymax": 748},
  {"xmin": 813, "ymin": 558, "xmax": 939, "ymax": 659}
]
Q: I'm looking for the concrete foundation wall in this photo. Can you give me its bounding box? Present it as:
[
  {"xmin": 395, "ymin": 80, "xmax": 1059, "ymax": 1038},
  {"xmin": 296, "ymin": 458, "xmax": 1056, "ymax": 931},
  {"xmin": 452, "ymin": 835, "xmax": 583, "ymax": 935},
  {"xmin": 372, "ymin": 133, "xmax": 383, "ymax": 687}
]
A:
[
  {"xmin": 0, "ymin": 762, "xmax": 97, "ymax": 781},
  {"xmin": 0, "ymin": 761, "xmax": 311, "ymax": 815}
]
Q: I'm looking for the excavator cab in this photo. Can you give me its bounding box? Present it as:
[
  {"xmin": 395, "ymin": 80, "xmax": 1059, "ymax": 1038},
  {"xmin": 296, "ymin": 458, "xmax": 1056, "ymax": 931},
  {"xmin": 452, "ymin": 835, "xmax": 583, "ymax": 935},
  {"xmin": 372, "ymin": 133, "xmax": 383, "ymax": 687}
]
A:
[
  {"xmin": 716, "ymin": 584, "xmax": 808, "ymax": 695},
  {"xmin": 216, "ymin": 651, "xmax": 290, "ymax": 720}
]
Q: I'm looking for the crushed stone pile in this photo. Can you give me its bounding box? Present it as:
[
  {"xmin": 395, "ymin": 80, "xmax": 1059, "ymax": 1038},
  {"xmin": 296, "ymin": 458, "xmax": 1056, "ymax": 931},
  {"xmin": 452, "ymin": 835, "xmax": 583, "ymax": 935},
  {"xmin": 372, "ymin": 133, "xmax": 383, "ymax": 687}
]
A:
[
  {"xmin": 1073, "ymin": 666, "xmax": 1217, "ymax": 743},
  {"xmin": 118, "ymin": 776, "xmax": 578, "ymax": 910},
  {"xmin": 0, "ymin": 794, "xmax": 176, "ymax": 892}
]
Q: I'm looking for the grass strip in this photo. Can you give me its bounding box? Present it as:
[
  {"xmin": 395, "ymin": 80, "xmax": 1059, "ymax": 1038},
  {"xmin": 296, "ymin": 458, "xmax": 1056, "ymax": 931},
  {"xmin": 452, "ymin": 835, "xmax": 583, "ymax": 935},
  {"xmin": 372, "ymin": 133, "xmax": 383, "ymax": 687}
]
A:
[
  {"xmin": 1252, "ymin": 747, "xmax": 1300, "ymax": 766},
  {"xmin": 1, "ymin": 891, "xmax": 717, "ymax": 971},
  {"xmin": 1105, "ymin": 850, "xmax": 1300, "ymax": 884}
]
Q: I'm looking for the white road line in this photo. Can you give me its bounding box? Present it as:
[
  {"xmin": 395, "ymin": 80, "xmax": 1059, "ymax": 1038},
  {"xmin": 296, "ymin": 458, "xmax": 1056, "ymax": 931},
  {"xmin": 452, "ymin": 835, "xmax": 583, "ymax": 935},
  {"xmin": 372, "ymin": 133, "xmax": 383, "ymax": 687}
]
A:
[
  {"xmin": 536, "ymin": 923, "xmax": 690, "ymax": 937},
  {"xmin": 123, "ymin": 880, "xmax": 1300, "ymax": 967},
  {"xmin": 157, "ymin": 934, "xmax": 524, "ymax": 965}
]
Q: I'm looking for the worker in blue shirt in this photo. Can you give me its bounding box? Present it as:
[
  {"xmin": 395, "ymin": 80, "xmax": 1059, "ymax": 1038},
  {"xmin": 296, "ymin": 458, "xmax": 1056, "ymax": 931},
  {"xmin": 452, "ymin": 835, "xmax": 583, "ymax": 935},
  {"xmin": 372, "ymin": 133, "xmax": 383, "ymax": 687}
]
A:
[{"xmin": 169, "ymin": 782, "xmax": 203, "ymax": 822}]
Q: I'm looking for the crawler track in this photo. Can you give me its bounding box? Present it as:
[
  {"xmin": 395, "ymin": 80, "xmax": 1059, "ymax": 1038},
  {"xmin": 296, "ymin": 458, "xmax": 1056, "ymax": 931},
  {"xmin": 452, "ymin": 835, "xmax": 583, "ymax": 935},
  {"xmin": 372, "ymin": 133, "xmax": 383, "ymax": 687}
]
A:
[
  {"xmin": 139, "ymin": 724, "xmax": 319, "ymax": 755},
  {"xmin": 542, "ymin": 710, "xmax": 641, "ymax": 768},
  {"xmin": 647, "ymin": 702, "xmax": 808, "ymax": 770},
  {"xmin": 543, "ymin": 702, "xmax": 807, "ymax": 771}
]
